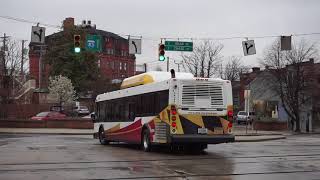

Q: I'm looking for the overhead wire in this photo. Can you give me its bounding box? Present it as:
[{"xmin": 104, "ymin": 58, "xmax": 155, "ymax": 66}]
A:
[
  {"xmin": 1, "ymin": 15, "xmax": 320, "ymax": 42},
  {"xmin": 0, "ymin": 15, "xmax": 61, "ymax": 29}
]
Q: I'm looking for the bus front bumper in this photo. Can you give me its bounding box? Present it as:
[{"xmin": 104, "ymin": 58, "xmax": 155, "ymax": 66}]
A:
[{"xmin": 169, "ymin": 134, "xmax": 235, "ymax": 144}]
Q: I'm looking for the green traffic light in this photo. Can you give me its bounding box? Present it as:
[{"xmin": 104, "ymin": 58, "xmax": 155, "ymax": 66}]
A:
[
  {"xmin": 159, "ymin": 56, "xmax": 165, "ymax": 61},
  {"xmin": 74, "ymin": 47, "xmax": 81, "ymax": 53}
]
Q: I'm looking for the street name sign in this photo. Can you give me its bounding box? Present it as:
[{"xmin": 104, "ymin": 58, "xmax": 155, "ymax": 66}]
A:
[{"xmin": 165, "ymin": 41, "xmax": 193, "ymax": 52}]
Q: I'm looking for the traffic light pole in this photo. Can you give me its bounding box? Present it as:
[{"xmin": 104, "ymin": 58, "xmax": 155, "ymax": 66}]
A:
[
  {"xmin": 167, "ymin": 56, "xmax": 169, "ymax": 72},
  {"xmin": 39, "ymin": 45, "xmax": 42, "ymax": 89}
]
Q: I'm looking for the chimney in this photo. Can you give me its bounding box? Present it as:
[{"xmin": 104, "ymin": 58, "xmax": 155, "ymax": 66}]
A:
[
  {"xmin": 252, "ymin": 67, "xmax": 260, "ymax": 73},
  {"xmin": 63, "ymin": 17, "xmax": 74, "ymax": 30},
  {"xmin": 309, "ymin": 58, "xmax": 314, "ymax": 64}
]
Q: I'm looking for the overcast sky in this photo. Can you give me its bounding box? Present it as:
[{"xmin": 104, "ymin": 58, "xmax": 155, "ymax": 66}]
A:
[{"xmin": 1, "ymin": 0, "xmax": 320, "ymax": 71}]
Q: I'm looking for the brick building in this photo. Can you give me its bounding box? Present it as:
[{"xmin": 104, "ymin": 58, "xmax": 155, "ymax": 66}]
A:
[{"xmin": 29, "ymin": 17, "xmax": 136, "ymax": 90}]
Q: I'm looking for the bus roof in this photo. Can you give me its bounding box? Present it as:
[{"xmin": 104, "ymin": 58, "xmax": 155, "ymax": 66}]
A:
[{"xmin": 120, "ymin": 71, "xmax": 194, "ymax": 89}]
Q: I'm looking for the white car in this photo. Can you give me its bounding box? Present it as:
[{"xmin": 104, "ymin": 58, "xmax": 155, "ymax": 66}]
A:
[
  {"xmin": 75, "ymin": 106, "xmax": 90, "ymax": 116},
  {"xmin": 82, "ymin": 112, "xmax": 95, "ymax": 119},
  {"xmin": 236, "ymin": 111, "xmax": 255, "ymax": 124}
]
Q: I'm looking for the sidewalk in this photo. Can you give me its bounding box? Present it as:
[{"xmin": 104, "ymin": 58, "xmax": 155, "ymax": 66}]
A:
[
  {"xmin": 0, "ymin": 127, "xmax": 287, "ymax": 142},
  {"xmin": 232, "ymin": 125, "xmax": 287, "ymax": 142},
  {"xmin": 0, "ymin": 128, "xmax": 92, "ymax": 135},
  {"xmin": 233, "ymin": 125, "xmax": 289, "ymax": 136}
]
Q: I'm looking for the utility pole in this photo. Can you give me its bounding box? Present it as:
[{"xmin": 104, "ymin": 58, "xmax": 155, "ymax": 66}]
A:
[
  {"xmin": 144, "ymin": 63, "xmax": 147, "ymax": 72},
  {"xmin": 21, "ymin": 40, "xmax": 26, "ymax": 81},
  {"xmin": 0, "ymin": 33, "xmax": 9, "ymax": 75},
  {"xmin": 39, "ymin": 45, "xmax": 43, "ymax": 89}
]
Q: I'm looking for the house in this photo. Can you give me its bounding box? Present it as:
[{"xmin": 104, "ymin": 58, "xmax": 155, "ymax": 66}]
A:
[{"xmin": 246, "ymin": 59, "xmax": 320, "ymax": 132}]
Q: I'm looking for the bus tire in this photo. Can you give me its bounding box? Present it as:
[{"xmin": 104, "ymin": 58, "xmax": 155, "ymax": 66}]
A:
[
  {"xmin": 142, "ymin": 129, "xmax": 152, "ymax": 152},
  {"xmin": 99, "ymin": 127, "xmax": 109, "ymax": 145}
]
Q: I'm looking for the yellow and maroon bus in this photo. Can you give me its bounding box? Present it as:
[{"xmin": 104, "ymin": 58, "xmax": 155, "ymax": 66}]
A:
[{"xmin": 93, "ymin": 70, "xmax": 234, "ymax": 151}]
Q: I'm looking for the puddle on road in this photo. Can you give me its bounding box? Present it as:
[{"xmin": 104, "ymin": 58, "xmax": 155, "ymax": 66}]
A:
[{"xmin": 0, "ymin": 141, "xmax": 8, "ymax": 146}]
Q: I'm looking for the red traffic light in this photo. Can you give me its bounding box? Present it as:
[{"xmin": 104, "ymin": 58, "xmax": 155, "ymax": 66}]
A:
[
  {"xmin": 159, "ymin": 44, "xmax": 165, "ymax": 50},
  {"xmin": 74, "ymin": 35, "xmax": 80, "ymax": 41}
]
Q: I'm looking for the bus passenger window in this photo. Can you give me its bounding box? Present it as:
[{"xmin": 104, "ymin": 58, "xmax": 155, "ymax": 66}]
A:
[{"xmin": 129, "ymin": 103, "xmax": 136, "ymax": 121}]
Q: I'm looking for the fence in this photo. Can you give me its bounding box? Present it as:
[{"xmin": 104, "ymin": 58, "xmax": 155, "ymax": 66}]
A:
[{"xmin": 0, "ymin": 104, "xmax": 56, "ymax": 119}]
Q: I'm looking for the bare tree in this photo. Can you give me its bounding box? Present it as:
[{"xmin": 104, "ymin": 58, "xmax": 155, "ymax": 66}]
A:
[
  {"xmin": 260, "ymin": 39, "xmax": 318, "ymax": 132},
  {"xmin": 181, "ymin": 40, "xmax": 223, "ymax": 77},
  {"xmin": 219, "ymin": 56, "xmax": 249, "ymax": 81},
  {"xmin": 4, "ymin": 39, "xmax": 28, "ymax": 80},
  {"xmin": 1, "ymin": 39, "xmax": 28, "ymax": 103}
]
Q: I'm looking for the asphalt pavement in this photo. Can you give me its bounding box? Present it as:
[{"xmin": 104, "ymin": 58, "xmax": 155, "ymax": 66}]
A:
[{"xmin": 0, "ymin": 133, "xmax": 319, "ymax": 179}]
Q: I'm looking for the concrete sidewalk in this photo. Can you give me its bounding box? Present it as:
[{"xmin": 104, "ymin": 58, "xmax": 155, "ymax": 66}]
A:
[
  {"xmin": 0, "ymin": 128, "xmax": 92, "ymax": 135},
  {"xmin": 232, "ymin": 125, "xmax": 287, "ymax": 142},
  {"xmin": 0, "ymin": 128, "xmax": 286, "ymax": 142}
]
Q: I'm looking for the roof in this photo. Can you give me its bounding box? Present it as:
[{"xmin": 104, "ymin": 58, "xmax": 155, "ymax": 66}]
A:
[{"xmin": 120, "ymin": 71, "xmax": 194, "ymax": 89}]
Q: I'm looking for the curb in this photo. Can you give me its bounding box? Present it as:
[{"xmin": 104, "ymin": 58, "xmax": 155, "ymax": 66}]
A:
[
  {"xmin": 0, "ymin": 132, "xmax": 92, "ymax": 135},
  {"xmin": 235, "ymin": 136, "xmax": 286, "ymax": 142},
  {"xmin": 235, "ymin": 133, "xmax": 283, "ymax": 136}
]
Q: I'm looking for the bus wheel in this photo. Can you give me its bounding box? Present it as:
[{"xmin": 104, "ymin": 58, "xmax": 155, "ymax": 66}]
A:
[
  {"xmin": 142, "ymin": 129, "xmax": 152, "ymax": 152},
  {"xmin": 99, "ymin": 128, "xmax": 109, "ymax": 145}
]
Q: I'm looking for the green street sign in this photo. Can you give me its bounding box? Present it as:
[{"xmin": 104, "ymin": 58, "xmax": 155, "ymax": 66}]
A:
[
  {"xmin": 86, "ymin": 34, "xmax": 102, "ymax": 52},
  {"xmin": 165, "ymin": 41, "xmax": 193, "ymax": 52}
]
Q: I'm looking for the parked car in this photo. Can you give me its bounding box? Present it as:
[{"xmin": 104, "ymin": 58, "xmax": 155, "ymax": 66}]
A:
[
  {"xmin": 31, "ymin": 111, "xmax": 66, "ymax": 120},
  {"xmin": 74, "ymin": 106, "xmax": 90, "ymax": 116},
  {"xmin": 49, "ymin": 105, "xmax": 64, "ymax": 113},
  {"xmin": 236, "ymin": 111, "xmax": 256, "ymax": 124},
  {"xmin": 82, "ymin": 112, "xmax": 95, "ymax": 120}
]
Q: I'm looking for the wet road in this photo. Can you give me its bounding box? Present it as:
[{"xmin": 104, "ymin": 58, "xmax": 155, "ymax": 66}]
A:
[{"xmin": 0, "ymin": 134, "xmax": 320, "ymax": 179}]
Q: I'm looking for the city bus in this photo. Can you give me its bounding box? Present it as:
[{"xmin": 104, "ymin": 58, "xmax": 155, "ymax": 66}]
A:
[{"xmin": 93, "ymin": 70, "xmax": 234, "ymax": 151}]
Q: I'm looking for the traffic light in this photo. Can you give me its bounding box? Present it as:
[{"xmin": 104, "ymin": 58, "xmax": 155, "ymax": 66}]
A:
[
  {"xmin": 74, "ymin": 35, "xmax": 81, "ymax": 53},
  {"xmin": 158, "ymin": 43, "xmax": 165, "ymax": 61}
]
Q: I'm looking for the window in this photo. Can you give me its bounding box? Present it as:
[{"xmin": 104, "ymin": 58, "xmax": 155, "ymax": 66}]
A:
[
  {"xmin": 106, "ymin": 48, "xmax": 114, "ymax": 55},
  {"xmin": 110, "ymin": 61, "xmax": 114, "ymax": 69},
  {"xmin": 97, "ymin": 90, "xmax": 169, "ymax": 122},
  {"xmin": 128, "ymin": 103, "xmax": 136, "ymax": 121},
  {"xmin": 120, "ymin": 62, "xmax": 122, "ymax": 70},
  {"xmin": 124, "ymin": 63, "xmax": 127, "ymax": 71}
]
